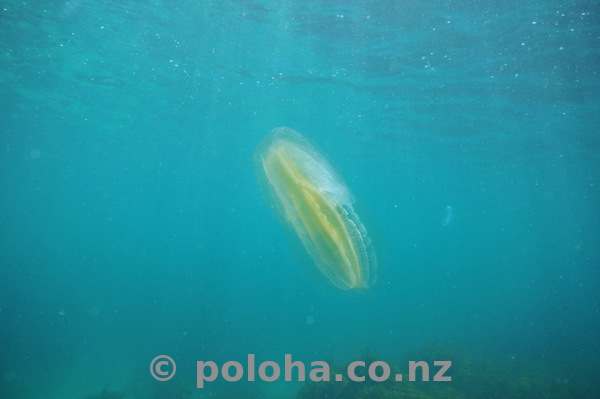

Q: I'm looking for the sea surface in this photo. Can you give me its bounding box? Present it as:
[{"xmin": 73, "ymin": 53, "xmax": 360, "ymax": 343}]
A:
[{"xmin": 1, "ymin": 1, "xmax": 599, "ymax": 398}]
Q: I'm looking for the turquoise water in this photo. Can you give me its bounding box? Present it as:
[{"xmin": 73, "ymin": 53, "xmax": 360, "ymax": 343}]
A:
[{"xmin": 1, "ymin": 0, "xmax": 599, "ymax": 398}]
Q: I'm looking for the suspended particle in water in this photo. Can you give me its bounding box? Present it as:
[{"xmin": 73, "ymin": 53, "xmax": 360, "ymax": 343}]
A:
[{"xmin": 29, "ymin": 149, "xmax": 41, "ymax": 159}]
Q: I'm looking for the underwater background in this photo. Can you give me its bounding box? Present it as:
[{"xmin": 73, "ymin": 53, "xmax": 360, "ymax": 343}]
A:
[{"xmin": 1, "ymin": 0, "xmax": 599, "ymax": 398}]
